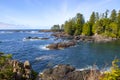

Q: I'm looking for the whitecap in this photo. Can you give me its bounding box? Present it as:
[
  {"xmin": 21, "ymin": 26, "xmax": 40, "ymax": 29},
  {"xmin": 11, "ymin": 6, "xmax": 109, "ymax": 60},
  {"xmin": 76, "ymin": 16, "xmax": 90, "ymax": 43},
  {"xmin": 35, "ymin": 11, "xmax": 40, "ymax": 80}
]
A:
[
  {"xmin": 0, "ymin": 31, "xmax": 13, "ymax": 34},
  {"xmin": 22, "ymin": 37, "xmax": 42, "ymax": 41},
  {"xmin": 39, "ymin": 44, "xmax": 50, "ymax": 50},
  {"xmin": 76, "ymin": 65, "xmax": 99, "ymax": 71},
  {"xmin": 35, "ymin": 55, "xmax": 55, "ymax": 61}
]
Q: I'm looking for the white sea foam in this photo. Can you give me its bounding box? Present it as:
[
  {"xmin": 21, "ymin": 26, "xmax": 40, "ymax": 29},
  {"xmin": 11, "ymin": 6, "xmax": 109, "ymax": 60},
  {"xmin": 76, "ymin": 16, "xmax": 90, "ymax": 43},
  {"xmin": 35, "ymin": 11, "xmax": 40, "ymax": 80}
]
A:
[
  {"xmin": 39, "ymin": 44, "xmax": 50, "ymax": 50},
  {"xmin": 22, "ymin": 37, "xmax": 42, "ymax": 41},
  {"xmin": 76, "ymin": 65, "xmax": 99, "ymax": 71},
  {"xmin": 35, "ymin": 55, "xmax": 55, "ymax": 61},
  {"xmin": 0, "ymin": 31, "xmax": 13, "ymax": 34}
]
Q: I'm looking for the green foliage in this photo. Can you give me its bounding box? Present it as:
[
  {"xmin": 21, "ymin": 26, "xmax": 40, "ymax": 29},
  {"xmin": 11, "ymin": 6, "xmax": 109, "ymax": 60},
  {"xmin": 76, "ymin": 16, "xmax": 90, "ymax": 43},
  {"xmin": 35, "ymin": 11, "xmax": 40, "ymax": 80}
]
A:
[
  {"xmin": 52, "ymin": 9, "xmax": 120, "ymax": 38},
  {"xmin": 82, "ymin": 22, "xmax": 91, "ymax": 36},
  {"xmin": 0, "ymin": 52, "xmax": 13, "ymax": 80},
  {"xmin": 105, "ymin": 9, "xmax": 109, "ymax": 18},
  {"xmin": 64, "ymin": 19, "xmax": 76, "ymax": 35},
  {"xmin": 110, "ymin": 9, "xmax": 117, "ymax": 22},
  {"xmin": 92, "ymin": 19, "xmax": 105, "ymax": 34},
  {"xmin": 89, "ymin": 12, "xmax": 96, "ymax": 27},
  {"xmin": 51, "ymin": 24, "xmax": 60, "ymax": 31},
  {"xmin": 100, "ymin": 59, "xmax": 120, "ymax": 80},
  {"xmin": 74, "ymin": 13, "xmax": 85, "ymax": 35}
]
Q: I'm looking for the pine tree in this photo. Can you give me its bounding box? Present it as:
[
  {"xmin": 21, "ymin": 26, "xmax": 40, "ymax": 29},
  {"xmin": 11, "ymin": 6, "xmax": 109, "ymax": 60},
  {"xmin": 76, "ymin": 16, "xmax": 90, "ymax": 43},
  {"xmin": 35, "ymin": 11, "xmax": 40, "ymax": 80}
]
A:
[
  {"xmin": 89, "ymin": 12, "xmax": 96, "ymax": 26},
  {"xmin": 95, "ymin": 12, "xmax": 99, "ymax": 21},
  {"xmin": 64, "ymin": 19, "xmax": 76, "ymax": 35},
  {"xmin": 117, "ymin": 10, "xmax": 120, "ymax": 37},
  {"xmin": 105, "ymin": 9, "xmax": 109, "ymax": 18},
  {"xmin": 92, "ymin": 19, "xmax": 105, "ymax": 34},
  {"xmin": 82, "ymin": 22, "xmax": 91, "ymax": 36},
  {"xmin": 110, "ymin": 9, "xmax": 117, "ymax": 22},
  {"xmin": 74, "ymin": 13, "xmax": 85, "ymax": 35}
]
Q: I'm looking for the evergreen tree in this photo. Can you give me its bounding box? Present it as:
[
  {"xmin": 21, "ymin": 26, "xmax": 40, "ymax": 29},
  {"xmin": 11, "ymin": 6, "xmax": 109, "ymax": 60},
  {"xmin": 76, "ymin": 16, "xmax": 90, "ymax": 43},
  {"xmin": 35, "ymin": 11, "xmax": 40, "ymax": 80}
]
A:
[
  {"xmin": 110, "ymin": 9, "xmax": 117, "ymax": 22},
  {"xmin": 105, "ymin": 9, "xmax": 109, "ymax": 18},
  {"xmin": 74, "ymin": 13, "xmax": 85, "ymax": 35},
  {"xmin": 89, "ymin": 12, "xmax": 96, "ymax": 35},
  {"xmin": 89, "ymin": 12, "xmax": 96, "ymax": 26},
  {"xmin": 92, "ymin": 19, "xmax": 105, "ymax": 34},
  {"xmin": 61, "ymin": 24, "xmax": 64, "ymax": 31},
  {"xmin": 95, "ymin": 12, "xmax": 99, "ymax": 21},
  {"xmin": 82, "ymin": 22, "xmax": 91, "ymax": 36},
  {"xmin": 51, "ymin": 24, "xmax": 60, "ymax": 31},
  {"xmin": 117, "ymin": 10, "xmax": 120, "ymax": 37},
  {"xmin": 64, "ymin": 19, "xmax": 76, "ymax": 35}
]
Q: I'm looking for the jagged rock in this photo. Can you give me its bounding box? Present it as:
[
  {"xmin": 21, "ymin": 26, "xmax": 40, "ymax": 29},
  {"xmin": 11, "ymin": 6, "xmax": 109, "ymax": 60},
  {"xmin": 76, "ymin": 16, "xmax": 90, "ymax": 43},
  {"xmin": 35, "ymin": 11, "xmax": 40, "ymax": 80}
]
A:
[
  {"xmin": 10, "ymin": 60, "xmax": 35, "ymax": 80},
  {"xmin": 39, "ymin": 64, "xmax": 100, "ymax": 80},
  {"xmin": 74, "ymin": 36, "xmax": 94, "ymax": 42},
  {"xmin": 24, "ymin": 60, "xmax": 31, "ymax": 68}
]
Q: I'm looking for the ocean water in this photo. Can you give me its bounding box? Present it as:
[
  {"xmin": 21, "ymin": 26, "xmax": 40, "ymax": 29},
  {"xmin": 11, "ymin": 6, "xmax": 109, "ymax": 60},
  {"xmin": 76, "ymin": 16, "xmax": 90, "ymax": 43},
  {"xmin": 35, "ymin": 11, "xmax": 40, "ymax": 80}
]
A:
[{"xmin": 0, "ymin": 30, "xmax": 120, "ymax": 72}]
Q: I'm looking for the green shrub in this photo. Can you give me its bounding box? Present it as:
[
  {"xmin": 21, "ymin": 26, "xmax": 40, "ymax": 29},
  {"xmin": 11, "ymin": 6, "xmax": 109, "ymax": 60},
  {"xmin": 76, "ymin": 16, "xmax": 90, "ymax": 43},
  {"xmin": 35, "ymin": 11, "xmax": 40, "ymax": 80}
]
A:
[{"xmin": 100, "ymin": 59, "xmax": 120, "ymax": 80}]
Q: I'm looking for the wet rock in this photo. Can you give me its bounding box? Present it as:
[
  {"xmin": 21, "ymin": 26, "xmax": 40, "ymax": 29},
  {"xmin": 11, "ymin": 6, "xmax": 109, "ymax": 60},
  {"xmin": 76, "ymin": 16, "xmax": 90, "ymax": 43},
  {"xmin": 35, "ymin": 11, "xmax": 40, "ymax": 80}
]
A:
[
  {"xmin": 74, "ymin": 36, "xmax": 94, "ymax": 42},
  {"xmin": 10, "ymin": 60, "xmax": 36, "ymax": 80},
  {"xmin": 46, "ymin": 41, "xmax": 76, "ymax": 50},
  {"xmin": 46, "ymin": 43, "xmax": 58, "ymax": 49},
  {"xmin": 24, "ymin": 36, "xmax": 49, "ymax": 41},
  {"xmin": 24, "ymin": 60, "xmax": 31, "ymax": 69},
  {"xmin": 39, "ymin": 64, "xmax": 100, "ymax": 80}
]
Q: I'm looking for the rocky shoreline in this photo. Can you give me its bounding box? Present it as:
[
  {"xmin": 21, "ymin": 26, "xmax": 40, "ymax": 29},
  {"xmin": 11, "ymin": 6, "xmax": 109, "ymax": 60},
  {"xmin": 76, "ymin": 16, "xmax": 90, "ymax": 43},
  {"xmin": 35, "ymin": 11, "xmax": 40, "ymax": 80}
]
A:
[
  {"xmin": 0, "ymin": 52, "xmax": 103, "ymax": 80},
  {"xmin": 52, "ymin": 32, "xmax": 118, "ymax": 43},
  {"xmin": 37, "ymin": 64, "xmax": 101, "ymax": 80},
  {"xmin": 45, "ymin": 32, "xmax": 119, "ymax": 50}
]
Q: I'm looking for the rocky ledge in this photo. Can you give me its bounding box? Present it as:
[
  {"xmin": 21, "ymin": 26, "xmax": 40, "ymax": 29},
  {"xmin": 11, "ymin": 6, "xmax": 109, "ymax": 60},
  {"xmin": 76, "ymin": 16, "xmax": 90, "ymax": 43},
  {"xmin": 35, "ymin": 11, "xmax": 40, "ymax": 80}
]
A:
[
  {"xmin": 46, "ymin": 41, "xmax": 76, "ymax": 50},
  {"xmin": 38, "ymin": 64, "xmax": 100, "ymax": 80}
]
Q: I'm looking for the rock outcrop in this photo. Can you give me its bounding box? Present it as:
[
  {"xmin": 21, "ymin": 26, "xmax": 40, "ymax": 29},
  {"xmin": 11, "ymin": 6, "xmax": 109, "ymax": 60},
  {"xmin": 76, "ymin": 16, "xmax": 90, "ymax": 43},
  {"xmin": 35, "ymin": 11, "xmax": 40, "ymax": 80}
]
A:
[
  {"xmin": 0, "ymin": 52, "xmax": 37, "ymax": 80},
  {"xmin": 46, "ymin": 41, "xmax": 76, "ymax": 50},
  {"xmin": 92, "ymin": 34, "xmax": 117, "ymax": 42},
  {"xmin": 38, "ymin": 64, "xmax": 100, "ymax": 80},
  {"xmin": 74, "ymin": 36, "xmax": 94, "ymax": 42},
  {"xmin": 23, "ymin": 36, "xmax": 49, "ymax": 41},
  {"xmin": 51, "ymin": 32, "xmax": 74, "ymax": 39},
  {"xmin": 11, "ymin": 60, "xmax": 37, "ymax": 80}
]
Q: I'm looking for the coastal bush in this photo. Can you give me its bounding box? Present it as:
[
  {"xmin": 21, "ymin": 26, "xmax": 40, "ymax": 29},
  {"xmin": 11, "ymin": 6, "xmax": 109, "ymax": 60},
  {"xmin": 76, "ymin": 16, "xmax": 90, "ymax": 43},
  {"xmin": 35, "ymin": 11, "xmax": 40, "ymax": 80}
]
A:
[
  {"xmin": 0, "ymin": 52, "xmax": 38, "ymax": 80},
  {"xmin": 0, "ymin": 52, "xmax": 13, "ymax": 80},
  {"xmin": 100, "ymin": 59, "xmax": 120, "ymax": 80}
]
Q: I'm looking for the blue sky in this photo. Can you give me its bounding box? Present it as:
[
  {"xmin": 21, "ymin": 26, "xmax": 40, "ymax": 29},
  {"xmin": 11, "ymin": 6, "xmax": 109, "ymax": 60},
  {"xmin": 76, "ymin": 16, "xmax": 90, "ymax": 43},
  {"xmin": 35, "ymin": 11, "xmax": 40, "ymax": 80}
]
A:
[{"xmin": 0, "ymin": 0, "xmax": 119, "ymax": 29}]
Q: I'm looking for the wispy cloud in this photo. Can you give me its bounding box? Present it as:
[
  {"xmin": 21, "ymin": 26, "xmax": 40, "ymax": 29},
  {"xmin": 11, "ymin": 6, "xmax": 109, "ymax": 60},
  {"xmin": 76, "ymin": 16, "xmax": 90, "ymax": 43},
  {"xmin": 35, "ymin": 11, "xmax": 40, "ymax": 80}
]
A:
[{"xmin": 0, "ymin": 0, "xmax": 119, "ymax": 29}]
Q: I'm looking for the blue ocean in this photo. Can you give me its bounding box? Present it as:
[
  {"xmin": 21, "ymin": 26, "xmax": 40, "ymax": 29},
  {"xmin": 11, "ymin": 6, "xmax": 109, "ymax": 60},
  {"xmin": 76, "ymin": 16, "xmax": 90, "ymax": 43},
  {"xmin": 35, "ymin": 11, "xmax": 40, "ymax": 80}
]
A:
[{"xmin": 0, "ymin": 30, "xmax": 120, "ymax": 72}]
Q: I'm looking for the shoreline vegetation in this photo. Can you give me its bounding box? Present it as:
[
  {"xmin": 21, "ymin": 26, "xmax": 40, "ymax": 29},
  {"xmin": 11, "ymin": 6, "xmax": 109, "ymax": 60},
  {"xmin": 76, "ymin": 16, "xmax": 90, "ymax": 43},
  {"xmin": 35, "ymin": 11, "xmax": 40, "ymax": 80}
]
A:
[
  {"xmin": 1, "ymin": 52, "xmax": 120, "ymax": 80},
  {"xmin": 51, "ymin": 9, "xmax": 120, "ymax": 42}
]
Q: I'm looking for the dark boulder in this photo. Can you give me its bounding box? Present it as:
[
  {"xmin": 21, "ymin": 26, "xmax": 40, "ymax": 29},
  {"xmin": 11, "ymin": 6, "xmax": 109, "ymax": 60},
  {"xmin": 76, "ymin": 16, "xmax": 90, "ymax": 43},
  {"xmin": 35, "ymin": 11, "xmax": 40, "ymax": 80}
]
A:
[
  {"xmin": 46, "ymin": 43, "xmax": 58, "ymax": 50},
  {"xmin": 74, "ymin": 36, "xmax": 94, "ymax": 42},
  {"xmin": 46, "ymin": 41, "xmax": 76, "ymax": 50},
  {"xmin": 39, "ymin": 64, "xmax": 100, "ymax": 80}
]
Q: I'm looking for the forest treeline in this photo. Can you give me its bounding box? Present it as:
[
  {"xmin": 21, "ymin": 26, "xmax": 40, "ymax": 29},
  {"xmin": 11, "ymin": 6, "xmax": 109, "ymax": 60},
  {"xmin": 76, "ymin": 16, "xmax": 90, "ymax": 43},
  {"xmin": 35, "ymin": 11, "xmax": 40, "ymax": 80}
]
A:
[{"xmin": 51, "ymin": 9, "xmax": 120, "ymax": 38}]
